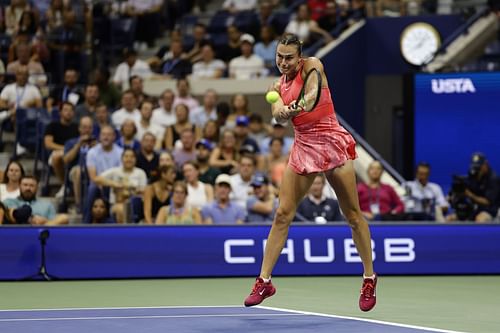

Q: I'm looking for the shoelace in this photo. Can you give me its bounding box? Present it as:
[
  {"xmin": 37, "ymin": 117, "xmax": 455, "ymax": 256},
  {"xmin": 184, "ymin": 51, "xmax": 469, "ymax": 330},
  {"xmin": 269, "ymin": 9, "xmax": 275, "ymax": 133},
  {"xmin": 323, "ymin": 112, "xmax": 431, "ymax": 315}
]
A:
[
  {"xmin": 250, "ymin": 281, "xmax": 263, "ymax": 295},
  {"xmin": 361, "ymin": 280, "xmax": 374, "ymax": 299}
]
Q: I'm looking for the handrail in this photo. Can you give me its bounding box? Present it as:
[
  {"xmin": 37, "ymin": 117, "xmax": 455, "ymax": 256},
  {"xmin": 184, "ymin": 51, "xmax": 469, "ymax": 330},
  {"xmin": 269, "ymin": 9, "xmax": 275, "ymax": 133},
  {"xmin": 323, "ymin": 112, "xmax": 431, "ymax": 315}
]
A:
[
  {"xmin": 336, "ymin": 113, "xmax": 406, "ymax": 185},
  {"xmin": 422, "ymin": 7, "xmax": 491, "ymax": 66}
]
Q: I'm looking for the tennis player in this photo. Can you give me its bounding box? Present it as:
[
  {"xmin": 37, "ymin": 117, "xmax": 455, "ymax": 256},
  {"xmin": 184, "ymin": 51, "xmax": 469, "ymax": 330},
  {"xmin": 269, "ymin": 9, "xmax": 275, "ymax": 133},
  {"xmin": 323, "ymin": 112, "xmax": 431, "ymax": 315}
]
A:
[{"xmin": 244, "ymin": 33, "xmax": 377, "ymax": 312}]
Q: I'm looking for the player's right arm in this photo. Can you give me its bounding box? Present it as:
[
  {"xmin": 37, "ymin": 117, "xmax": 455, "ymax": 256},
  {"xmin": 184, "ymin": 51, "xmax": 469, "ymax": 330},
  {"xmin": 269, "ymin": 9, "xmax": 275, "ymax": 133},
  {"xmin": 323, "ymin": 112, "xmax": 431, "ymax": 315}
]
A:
[{"xmin": 269, "ymin": 79, "xmax": 299, "ymax": 123}]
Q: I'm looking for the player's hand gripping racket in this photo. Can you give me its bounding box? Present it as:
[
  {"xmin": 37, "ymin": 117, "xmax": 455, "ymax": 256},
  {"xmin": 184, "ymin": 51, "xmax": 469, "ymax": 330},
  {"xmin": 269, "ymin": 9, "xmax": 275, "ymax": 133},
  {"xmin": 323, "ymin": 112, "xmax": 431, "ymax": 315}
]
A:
[{"xmin": 290, "ymin": 68, "xmax": 322, "ymax": 112}]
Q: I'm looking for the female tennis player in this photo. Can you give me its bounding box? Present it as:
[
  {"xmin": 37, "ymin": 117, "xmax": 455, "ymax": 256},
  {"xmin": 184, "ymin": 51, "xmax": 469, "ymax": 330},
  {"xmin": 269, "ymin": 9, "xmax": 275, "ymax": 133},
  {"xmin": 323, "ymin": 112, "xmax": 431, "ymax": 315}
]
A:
[{"xmin": 244, "ymin": 33, "xmax": 377, "ymax": 312}]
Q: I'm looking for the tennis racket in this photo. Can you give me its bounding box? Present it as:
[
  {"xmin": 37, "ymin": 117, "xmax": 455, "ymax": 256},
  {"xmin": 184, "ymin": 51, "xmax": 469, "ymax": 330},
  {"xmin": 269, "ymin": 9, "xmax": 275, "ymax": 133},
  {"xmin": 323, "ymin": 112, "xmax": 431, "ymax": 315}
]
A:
[{"xmin": 291, "ymin": 68, "xmax": 322, "ymax": 112}]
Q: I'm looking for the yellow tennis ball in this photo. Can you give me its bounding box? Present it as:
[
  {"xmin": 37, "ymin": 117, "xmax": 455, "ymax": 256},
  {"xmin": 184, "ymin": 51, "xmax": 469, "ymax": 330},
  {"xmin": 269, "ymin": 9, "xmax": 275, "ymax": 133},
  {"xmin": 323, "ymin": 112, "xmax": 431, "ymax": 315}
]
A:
[{"xmin": 265, "ymin": 91, "xmax": 280, "ymax": 104}]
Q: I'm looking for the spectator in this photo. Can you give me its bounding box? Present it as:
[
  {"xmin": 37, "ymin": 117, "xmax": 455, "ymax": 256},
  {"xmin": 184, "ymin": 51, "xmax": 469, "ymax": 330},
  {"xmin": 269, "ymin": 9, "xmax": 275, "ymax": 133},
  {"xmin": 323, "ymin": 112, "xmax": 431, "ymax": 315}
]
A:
[
  {"xmin": 195, "ymin": 139, "xmax": 221, "ymax": 185},
  {"xmin": 63, "ymin": 116, "xmax": 96, "ymax": 208},
  {"xmin": 0, "ymin": 65, "xmax": 42, "ymax": 111},
  {"xmin": 128, "ymin": 75, "xmax": 150, "ymax": 106},
  {"xmin": 111, "ymin": 90, "xmax": 140, "ymax": 129},
  {"xmin": 163, "ymin": 103, "xmax": 198, "ymax": 151},
  {"xmin": 135, "ymin": 100, "xmax": 164, "ymax": 149},
  {"xmin": 318, "ymin": 0, "xmax": 340, "ymax": 32},
  {"xmin": 4, "ymin": 175, "xmax": 69, "ymax": 225},
  {"xmin": 223, "ymin": 0, "xmax": 258, "ymax": 13},
  {"xmin": 135, "ymin": 132, "xmax": 159, "ymax": 180},
  {"xmin": 45, "ymin": 0, "xmax": 66, "ymax": 32},
  {"xmin": 229, "ymin": 34, "xmax": 266, "ymax": 79},
  {"xmin": 0, "ymin": 202, "xmax": 9, "ymax": 224},
  {"xmin": 0, "ymin": 160, "xmax": 25, "ymax": 201},
  {"xmin": 92, "ymin": 103, "xmax": 115, "ymax": 138},
  {"xmin": 230, "ymin": 155, "xmax": 256, "ymax": 208},
  {"xmin": 172, "ymin": 128, "xmax": 197, "ymax": 169},
  {"xmin": 308, "ymin": 0, "xmax": 329, "ymax": 20},
  {"xmin": 90, "ymin": 197, "xmax": 115, "ymax": 224},
  {"xmin": 285, "ymin": 4, "xmax": 333, "ymax": 47},
  {"xmin": 46, "ymin": 68, "xmax": 83, "ymax": 111},
  {"xmin": 151, "ymin": 89, "xmax": 176, "ymax": 128},
  {"xmin": 86, "ymin": 125, "xmax": 123, "ymax": 180},
  {"xmin": 216, "ymin": 101, "xmax": 231, "ymax": 129},
  {"xmin": 248, "ymin": 113, "xmax": 271, "ymax": 144},
  {"xmin": 447, "ymin": 153, "xmax": 499, "ymax": 223},
  {"xmin": 190, "ymin": 89, "xmax": 218, "ymax": 127},
  {"xmin": 43, "ymin": 102, "xmax": 79, "ymax": 197},
  {"xmin": 225, "ymin": 93, "xmax": 249, "ymax": 129},
  {"xmin": 201, "ymin": 174, "xmax": 246, "ymax": 224},
  {"xmin": 143, "ymin": 164, "xmax": 176, "ymax": 224},
  {"xmin": 4, "ymin": 0, "xmax": 34, "ymax": 36},
  {"xmin": 91, "ymin": 67, "xmax": 121, "ymax": 109},
  {"xmin": 191, "ymin": 44, "xmax": 226, "ymax": 79},
  {"xmin": 112, "ymin": 48, "xmax": 153, "ymax": 91},
  {"xmin": 403, "ymin": 162, "xmax": 448, "ymax": 220},
  {"xmin": 234, "ymin": 115, "xmax": 261, "ymax": 155},
  {"xmin": 295, "ymin": 174, "xmax": 343, "ymax": 223},
  {"xmin": 6, "ymin": 42, "xmax": 46, "ymax": 87},
  {"xmin": 75, "ymin": 83, "xmax": 100, "ymax": 121},
  {"xmin": 16, "ymin": 9, "xmax": 39, "ymax": 37},
  {"xmin": 357, "ymin": 160, "xmax": 405, "ymax": 220},
  {"xmin": 246, "ymin": 172, "xmax": 278, "ymax": 223},
  {"xmin": 94, "ymin": 148, "xmax": 147, "ymax": 223},
  {"xmin": 159, "ymin": 40, "xmax": 192, "ymax": 79},
  {"xmin": 217, "ymin": 25, "xmax": 242, "ymax": 62},
  {"xmin": 254, "ymin": 26, "xmax": 279, "ymax": 74},
  {"xmin": 122, "ymin": 0, "xmax": 163, "ymax": 50},
  {"xmin": 156, "ymin": 181, "xmax": 202, "ymax": 224},
  {"xmin": 116, "ymin": 119, "xmax": 141, "ymax": 151},
  {"xmin": 260, "ymin": 119, "xmax": 294, "ymax": 154},
  {"xmin": 183, "ymin": 161, "xmax": 214, "ymax": 210},
  {"xmin": 209, "ymin": 129, "xmax": 239, "ymax": 175},
  {"xmin": 184, "ymin": 23, "xmax": 210, "ymax": 64},
  {"xmin": 201, "ymin": 119, "xmax": 220, "ymax": 145},
  {"xmin": 172, "ymin": 78, "xmax": 199, "ymax": 113},
  {"xmin": 264, "ymin": 137, "xmax": 288, "ymax": 186},
  {"xmin": 47, "ymin": 10, "xmax": 85, "ymax": 73}
]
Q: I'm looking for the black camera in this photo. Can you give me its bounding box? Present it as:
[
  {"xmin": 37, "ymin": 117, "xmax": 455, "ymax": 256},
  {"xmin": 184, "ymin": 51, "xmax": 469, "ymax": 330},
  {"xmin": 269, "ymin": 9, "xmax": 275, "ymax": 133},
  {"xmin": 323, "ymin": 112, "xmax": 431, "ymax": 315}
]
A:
[{"xmin": 448, "ymin": 175, "xmax": 474, "ymax": 221}]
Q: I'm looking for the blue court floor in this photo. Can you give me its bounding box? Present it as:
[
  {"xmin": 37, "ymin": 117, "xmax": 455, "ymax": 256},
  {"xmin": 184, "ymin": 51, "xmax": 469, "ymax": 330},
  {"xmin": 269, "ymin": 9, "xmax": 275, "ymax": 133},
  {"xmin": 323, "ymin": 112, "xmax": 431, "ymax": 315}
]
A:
[{"xmin": 0, "ymin": 306, "xmax": 464, "ymax": 333}]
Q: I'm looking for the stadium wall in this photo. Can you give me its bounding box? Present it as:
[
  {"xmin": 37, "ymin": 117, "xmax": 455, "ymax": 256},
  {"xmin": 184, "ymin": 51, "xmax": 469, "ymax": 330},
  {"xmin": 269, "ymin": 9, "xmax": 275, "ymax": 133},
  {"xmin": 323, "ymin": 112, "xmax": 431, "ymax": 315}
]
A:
[{"xmin": 1, "ymin": 224, "xmax": 499, "ymax": 280}]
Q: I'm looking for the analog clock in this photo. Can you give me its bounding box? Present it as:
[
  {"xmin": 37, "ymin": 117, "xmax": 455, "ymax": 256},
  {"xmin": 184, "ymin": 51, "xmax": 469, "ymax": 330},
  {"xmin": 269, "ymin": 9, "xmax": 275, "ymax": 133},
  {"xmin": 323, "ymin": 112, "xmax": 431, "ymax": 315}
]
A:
[{"xmin": 400, "ymin": 22, "xmax": 441, "ymax": 66}]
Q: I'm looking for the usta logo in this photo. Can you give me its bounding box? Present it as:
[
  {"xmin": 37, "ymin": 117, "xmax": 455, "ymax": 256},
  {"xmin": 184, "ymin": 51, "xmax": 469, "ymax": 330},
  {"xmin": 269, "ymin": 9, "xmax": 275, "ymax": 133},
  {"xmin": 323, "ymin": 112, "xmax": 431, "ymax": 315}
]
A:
[{"xmin": 431, "ymin": 78, "xmax": 476, "ymax": 94}]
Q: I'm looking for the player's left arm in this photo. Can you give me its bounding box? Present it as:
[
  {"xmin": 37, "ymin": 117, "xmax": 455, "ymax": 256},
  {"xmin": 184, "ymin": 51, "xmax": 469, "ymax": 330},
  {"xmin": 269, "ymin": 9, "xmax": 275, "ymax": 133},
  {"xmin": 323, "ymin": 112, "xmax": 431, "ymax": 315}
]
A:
[{"xmin": 299, "ymin": 57, "xmax": 327, "ymax": 111}]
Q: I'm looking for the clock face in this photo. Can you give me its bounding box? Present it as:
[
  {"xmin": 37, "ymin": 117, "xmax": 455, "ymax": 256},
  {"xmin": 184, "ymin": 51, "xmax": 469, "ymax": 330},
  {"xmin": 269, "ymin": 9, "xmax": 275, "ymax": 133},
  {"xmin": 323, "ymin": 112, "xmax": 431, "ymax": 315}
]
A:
[{"xmin": 400, "ymin": 23, "xmax": 441, "ymax": 66}]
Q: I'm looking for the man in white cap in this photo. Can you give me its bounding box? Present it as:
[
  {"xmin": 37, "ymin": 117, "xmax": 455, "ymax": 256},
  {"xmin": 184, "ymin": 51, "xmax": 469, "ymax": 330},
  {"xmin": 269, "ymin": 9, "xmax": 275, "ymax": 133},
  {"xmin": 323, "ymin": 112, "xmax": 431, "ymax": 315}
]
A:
[{"xmin": 229, "ymin": 33, "xmax": 266, "ymax": 79}]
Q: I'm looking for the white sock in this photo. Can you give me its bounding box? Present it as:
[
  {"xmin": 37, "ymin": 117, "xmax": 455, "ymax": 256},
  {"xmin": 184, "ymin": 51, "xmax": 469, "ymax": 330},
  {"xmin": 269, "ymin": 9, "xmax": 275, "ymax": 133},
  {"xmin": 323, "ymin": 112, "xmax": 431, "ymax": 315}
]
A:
[
  {"xmin": 261, "ymin": 276, "xmax": 271, "ymax": 283},
  {"xmin": 363, "ymin": 274, "xmax": 376, "ymax": 280}
]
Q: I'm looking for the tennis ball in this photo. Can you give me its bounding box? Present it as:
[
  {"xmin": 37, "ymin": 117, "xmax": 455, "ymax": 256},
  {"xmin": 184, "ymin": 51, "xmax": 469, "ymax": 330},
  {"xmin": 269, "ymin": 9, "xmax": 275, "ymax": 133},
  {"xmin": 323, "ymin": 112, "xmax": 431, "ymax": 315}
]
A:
[{"xmin": 265, "ymin": 91, "xmax": 280, "ymax": 104}]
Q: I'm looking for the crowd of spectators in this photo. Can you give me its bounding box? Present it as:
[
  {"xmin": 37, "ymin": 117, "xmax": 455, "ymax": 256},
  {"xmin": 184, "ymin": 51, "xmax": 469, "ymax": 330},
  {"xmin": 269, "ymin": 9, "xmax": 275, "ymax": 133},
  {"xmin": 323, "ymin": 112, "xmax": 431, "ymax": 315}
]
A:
[{"xmin": 0, "ymin": 0, "xmax": 497, "ymax": 225}]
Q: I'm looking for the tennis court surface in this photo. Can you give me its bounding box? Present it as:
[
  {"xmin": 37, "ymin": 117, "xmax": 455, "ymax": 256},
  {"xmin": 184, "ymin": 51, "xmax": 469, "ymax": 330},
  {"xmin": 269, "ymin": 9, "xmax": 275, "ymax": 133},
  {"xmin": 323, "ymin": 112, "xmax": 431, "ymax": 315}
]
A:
[{"xmin": 0, "ymin": 305, "xmax": 464, "ymax": 333}]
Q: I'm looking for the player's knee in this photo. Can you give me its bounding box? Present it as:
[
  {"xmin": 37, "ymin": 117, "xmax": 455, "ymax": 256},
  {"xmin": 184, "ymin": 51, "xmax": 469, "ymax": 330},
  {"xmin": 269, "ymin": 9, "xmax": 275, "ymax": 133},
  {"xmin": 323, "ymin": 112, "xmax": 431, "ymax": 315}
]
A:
[
  {"xmin": 274, "ymin": 206, "xmax": 294, "ymax": 227},
  {"xmin": 344, "ymin": 208, "xmax": 364, "ymax": 230}
]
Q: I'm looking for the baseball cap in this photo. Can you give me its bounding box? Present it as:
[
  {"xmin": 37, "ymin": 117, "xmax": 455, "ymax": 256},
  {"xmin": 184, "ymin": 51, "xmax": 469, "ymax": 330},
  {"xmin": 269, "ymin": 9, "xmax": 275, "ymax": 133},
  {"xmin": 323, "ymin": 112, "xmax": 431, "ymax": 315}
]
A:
[
  {"xmin": 215, "ymin": 174, "xmax": 232, "ymax": 186},
  {"xmin": 271, "ymin": 118, "xmax": 287, "ymax": 127},
  {"xmin": 470, "ymin": 152, "xmax": 486, "ymax": 170},
  {"xmin": 239, "ymin": 144, "xmax": 256, "ymax": 154},
  {"xmin": 251, "ymin": 172, "xmax": 269, "ymax": 187},
  {"xmin": 240, "ymin": 33, "xmax": 255, "ymax": 45},
  {"xmin": 196, "ymin": 138, "xmax": 215, "ymax": 151},
  {"xmin": 236, "ymin": 115, "xmax": 249, "ymax": 126}
]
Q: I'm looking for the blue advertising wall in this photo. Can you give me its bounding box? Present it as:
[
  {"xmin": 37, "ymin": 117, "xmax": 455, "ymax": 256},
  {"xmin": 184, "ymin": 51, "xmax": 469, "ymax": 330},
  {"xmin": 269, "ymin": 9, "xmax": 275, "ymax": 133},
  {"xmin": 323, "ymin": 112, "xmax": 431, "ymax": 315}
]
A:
[
  {"xmin": 414, "ymin": 72, "xmax": 500, "ymax": 192},
  {"xmin": 1, "ymin": 224, "xmax": 499, "ymax": 280}
]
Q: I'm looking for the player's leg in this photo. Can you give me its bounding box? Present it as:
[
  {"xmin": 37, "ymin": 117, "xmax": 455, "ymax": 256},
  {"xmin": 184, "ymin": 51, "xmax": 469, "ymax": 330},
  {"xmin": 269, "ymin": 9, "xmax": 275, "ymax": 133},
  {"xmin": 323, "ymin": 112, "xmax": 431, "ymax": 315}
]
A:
[
  {"xmin": 245, "ymin": 166, "xmax": 315, "ymax": 307},
  {"xmin": 260, "ymin": 166, "xmax": 317, "ymax": 279},
  {"xmin": 324, "ymin": 160, "xmax": 373, "ymax": 275},
  {"xmin": 325, "ymin": 160, "xmax": 377, "ymax": 311}
]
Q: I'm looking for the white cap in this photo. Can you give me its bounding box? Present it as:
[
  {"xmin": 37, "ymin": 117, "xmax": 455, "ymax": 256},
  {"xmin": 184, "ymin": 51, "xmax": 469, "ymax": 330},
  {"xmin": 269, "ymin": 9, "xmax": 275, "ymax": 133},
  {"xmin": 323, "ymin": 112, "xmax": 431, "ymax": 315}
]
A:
[
  {"xmin": 240, "ymin": 33, "xmax": 255, "ymax": 45},
  {"xmin": 215, "ymin": 174, "xmax": 232, "ymax": 186}
]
